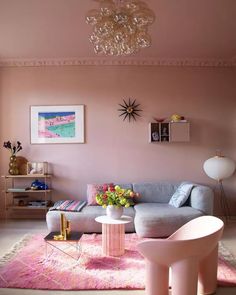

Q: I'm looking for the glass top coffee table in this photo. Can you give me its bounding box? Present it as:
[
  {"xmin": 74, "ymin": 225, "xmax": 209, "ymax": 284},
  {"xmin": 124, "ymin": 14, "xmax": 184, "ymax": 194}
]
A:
[
  {"xmin": 95, "ymin": 215, "xmax": 132, "ymax": 257},
  {"xmin": 44, "ymin": 231, "xmax": 83, "ymax": 260}
]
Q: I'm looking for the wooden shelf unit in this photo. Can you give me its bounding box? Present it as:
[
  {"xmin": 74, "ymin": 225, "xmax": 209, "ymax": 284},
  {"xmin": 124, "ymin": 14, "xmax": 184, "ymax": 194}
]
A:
[{"xmin": 1, "ymin": 174, "xmax": 53, "ymax": 218}]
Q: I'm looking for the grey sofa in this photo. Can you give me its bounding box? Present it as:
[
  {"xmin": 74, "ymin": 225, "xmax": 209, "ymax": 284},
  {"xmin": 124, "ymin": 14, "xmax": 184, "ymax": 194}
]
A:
[{"xmin": 46, "ymin": 182, "xmax": 214, "ymax": 238}]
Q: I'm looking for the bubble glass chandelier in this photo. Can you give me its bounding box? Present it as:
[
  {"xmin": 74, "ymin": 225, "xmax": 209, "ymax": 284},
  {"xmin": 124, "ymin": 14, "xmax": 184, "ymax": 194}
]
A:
[{"xmin": 85, "ymin": 0, "xmax": 155, "ymax": 56}]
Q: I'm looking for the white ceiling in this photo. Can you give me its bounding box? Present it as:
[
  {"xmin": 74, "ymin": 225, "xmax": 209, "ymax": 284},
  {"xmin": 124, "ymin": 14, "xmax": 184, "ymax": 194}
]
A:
[{"xmin": 0, "ymin": 0, "xmax": 235, "ymax": 65}]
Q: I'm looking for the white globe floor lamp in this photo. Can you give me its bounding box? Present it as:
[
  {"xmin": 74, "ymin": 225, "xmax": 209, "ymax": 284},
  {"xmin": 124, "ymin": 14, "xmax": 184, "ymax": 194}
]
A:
[{"xmin": 203, "ymin": 155, "xmax": 235, "ymax": 222}]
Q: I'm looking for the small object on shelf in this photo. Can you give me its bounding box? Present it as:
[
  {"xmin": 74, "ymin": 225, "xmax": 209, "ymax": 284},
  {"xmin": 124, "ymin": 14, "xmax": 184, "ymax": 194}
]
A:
[
  {"xmin": 153, "ymin": 117, "xmax": 166, "ymax": 123},
  {"xmin": 162, "ymin": 136, "xmax": 169, "ymax": 142},
  {"xmin": 8, "ymin": 156, "xmax": 19, "ymax": 175},
  {"xmin": 27, "ymin": 162, "xmax": 48, "ymax": 175},
  {"xmin": 31, "ymin": 179, "xmax": 49, "ymax": 190},
  {"xmin": 7, "ymin": 188, "xmax": 26, "ymax": 192},
  {"xmin": 13, "ymin": 195, "xmax": 29, "ymax": 206},
  {"xmin": 27, "ymin": 200, "xmax": 49, "ymax": 207},
  {"xmin": 152, "ymin": 131, "xmax": 159, "ymax": 141},
  {"xmin": 162, "ymin": 127, "xmax": 168, "ymax": 136},
  {"xmin": 3, "ymin": 141, "xmax": 23, "ymax": 175},
  {"xmin": 170, "ymin": 114, "xmax": 182, "ymax": 122},
  {"xmin": 53, "ymin": 234, "xmax": 64, "ymax": 240},
  {"xmin": 16, "ymin": 156, "xmax": 28, "ymax": 175},
  {"xmin": 58, "ymin": 213, "xmax": 71, "ymax": 240},
  {"xmin": 66, "ymin": 220, "xmax": 71, "ymax": 238}
]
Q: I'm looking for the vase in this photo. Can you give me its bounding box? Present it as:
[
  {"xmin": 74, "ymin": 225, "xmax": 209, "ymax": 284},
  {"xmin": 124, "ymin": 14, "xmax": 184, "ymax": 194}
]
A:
[
  {"xmin": 8, "ymin": 155, "xmax": 19, "ymax": 175},
  {"xmin": 106, "ymin": 205, "xmax": 123, "ymax": 220}
]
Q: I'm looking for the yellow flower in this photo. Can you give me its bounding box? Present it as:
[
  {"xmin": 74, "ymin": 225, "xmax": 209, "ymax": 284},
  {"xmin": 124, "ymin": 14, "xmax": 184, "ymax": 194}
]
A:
[{"xmin": 120, "ymin": 198, "xmax": 126, "ymax": 205}]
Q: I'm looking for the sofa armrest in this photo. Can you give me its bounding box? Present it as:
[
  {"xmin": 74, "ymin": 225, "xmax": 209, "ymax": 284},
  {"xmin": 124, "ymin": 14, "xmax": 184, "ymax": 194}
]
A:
[{"xmin": 189, "ymin": 185, "xmax": 214, "ymax": 215}]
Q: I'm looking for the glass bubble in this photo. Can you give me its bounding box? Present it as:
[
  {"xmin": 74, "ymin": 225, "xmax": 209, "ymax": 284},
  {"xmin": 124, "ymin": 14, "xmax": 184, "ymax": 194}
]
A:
[
  {"xmin": 136, "ymin": 32, "xmax": 151, "ymax": 48},
  {"xmin": 113, "ymin": 12, "xmax": 128, "ymax": 24},
  {"xmin": 100, "ymin": 7, "xmax": 114, "ymax": 17},
  {"xmin": 85, "ymin": 9, "xmax": 100, "ymax": 25},
  {"xmin": 142, "ymin": 8, "xmax": 155, "ymax": 24},
  {"xmin": 126, "ymin": 23, "xmax": 136, "ymax": 34},
  {"xmin": 103, "ymin": 20, "xmax": 114, "ymax": 31},
  {"xmin": 100, "ymin": 0, "xmax": 115, "ymax": 16},
  {"xmin": 94, "ymin": 23, "xmax": 109, "ymax": 37},
  {"xmin": 112, "ymin": 48, "xmax": 119, "ymax": 56},
  {"xmin": 114, "ymin": 29, "xmax": 126, "ymax": 42},
  {"xmin": 137, "ymin": 1, "xmax": 148, "ymax": 9},
  {"xmin": 125, "ymin": 0, "xmax": 142, "ymax": 13},
  {"xmin": 132, "ymin": 11, "xmax": 149, "ymax": 26},
  {"xmin": 89, "ymin": 33, "xmax": 100, "ymax": 44},
  {"xmin": 94, "ymin": 44, "xmax": 104, "ymax": 54}
]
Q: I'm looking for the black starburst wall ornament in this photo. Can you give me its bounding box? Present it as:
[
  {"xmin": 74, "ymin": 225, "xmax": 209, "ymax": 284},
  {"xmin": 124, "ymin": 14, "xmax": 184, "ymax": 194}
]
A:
[{"xmin": 118, "ymin": 98, "xmax": 142, "ymax": 122}]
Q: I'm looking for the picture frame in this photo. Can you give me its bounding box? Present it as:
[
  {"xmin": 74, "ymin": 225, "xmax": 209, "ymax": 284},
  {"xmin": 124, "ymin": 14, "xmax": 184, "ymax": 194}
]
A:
[
  {"xmin": 27, "ymin": 161, "xmax": 48, "ymax": 175},
  {"xmin": 30, "ymin": 105, "xmax": 84, "ymax": 144}
]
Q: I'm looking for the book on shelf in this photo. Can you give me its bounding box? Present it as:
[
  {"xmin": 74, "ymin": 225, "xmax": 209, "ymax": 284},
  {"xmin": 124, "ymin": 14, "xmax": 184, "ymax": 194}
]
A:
[
  {"xmin": 27, "ymin": 200, "xmax": 49, "ymax": 207},
  {"xmin": 7, "ymin": 188, "xmax": 27, "ymax": 192}
]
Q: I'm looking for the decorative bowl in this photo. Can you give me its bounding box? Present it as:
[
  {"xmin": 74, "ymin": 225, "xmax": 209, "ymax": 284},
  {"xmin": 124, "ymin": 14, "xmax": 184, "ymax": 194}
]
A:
[{"xmin": 153, "ymin": 117, "xmax": 166, "ymax": 123}]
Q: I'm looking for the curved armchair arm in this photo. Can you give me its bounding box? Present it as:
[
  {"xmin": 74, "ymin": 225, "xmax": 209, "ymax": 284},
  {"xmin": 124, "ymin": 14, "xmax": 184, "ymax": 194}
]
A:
[{"xmin": 137, "ymin": 239, "xmax": 203, "ymax": 265}]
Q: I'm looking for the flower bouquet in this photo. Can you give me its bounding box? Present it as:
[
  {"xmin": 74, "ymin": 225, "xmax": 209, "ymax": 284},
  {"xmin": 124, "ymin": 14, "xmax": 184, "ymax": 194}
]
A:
[
  {"xmin": 3, "ymin": 141, "xmax": 22, "ymax": 156},
  {"xmin": 96, "ymin": 184, "xmax": 139, "ymax": 219}
]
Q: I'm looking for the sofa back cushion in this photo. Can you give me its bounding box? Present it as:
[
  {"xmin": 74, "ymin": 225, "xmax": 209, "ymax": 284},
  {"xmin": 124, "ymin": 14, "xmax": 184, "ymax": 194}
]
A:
[
  {"xmin": 133, "ymin": 182, "xmax": 180, "ymax": 203},
  {"xmin": 87, "ymin": 183, "xmax": 114, "ymax": 205},
  {"xmin": 115, "ymin": 183, "xmax": 133, "ymax": 190},
  {"xmin": 169, "ymin": 182, "xmax": 194, "ymax": 207},
  {"xmin": 87, "ymin": 183, "xmax": 133, "ymax": 205}
]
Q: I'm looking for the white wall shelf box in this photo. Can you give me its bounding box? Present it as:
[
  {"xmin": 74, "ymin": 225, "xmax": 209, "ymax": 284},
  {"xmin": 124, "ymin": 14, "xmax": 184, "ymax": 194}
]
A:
[{"xmin": 149, "ymin": 122, "xmax": 190, "ymax": 143}]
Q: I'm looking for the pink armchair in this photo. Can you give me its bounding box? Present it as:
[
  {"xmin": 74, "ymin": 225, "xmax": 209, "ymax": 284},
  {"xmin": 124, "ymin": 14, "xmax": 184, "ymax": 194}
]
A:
[{"xmin": 137, "ymin": 216, "xmax": 224, "ymax": 295}]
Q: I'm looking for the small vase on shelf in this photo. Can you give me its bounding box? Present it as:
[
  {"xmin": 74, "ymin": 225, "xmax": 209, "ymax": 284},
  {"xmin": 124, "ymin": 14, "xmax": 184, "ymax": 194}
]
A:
[
  {"xmin": 3, "ymin": 141, "xmax": 23, "ymax": 175},
  {"xmin": 106, "ymin": 205, "xmax": 123, "ymax": 220},
  {"xmin": 8, "ymin": 155, "xmax": 19, "ymax": 175}
]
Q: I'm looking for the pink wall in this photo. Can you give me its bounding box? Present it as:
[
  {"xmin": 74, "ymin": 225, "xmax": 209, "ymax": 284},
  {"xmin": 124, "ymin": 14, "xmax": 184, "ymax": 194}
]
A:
[{"xmin": 0, "ymin": 65, "xmax": 235, "ymax": 217}]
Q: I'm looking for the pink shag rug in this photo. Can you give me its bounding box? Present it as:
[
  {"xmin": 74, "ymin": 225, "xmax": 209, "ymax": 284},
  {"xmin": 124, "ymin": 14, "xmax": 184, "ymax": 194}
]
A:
[{"xmin": 0, "ymin": 233, "xmax": 236, "ymax": 290}]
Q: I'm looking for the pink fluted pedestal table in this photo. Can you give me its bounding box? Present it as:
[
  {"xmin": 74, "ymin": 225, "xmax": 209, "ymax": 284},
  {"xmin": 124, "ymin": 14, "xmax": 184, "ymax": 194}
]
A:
[{"xmin": 95, "ymin": 215, "xmax": 132, "ymax": 256}]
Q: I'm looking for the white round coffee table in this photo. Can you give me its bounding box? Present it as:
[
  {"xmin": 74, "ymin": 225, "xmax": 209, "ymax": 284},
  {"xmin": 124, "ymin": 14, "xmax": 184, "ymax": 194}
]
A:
[{"xmin": 95, "ymin": 215, "xmax": 132, "ymax": 256}]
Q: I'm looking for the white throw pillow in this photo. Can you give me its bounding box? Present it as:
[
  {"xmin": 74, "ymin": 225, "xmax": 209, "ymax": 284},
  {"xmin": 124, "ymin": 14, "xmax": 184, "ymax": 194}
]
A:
[{"xmin": 169, "ymin": 183, "xmax": 194, "ymax": 208}]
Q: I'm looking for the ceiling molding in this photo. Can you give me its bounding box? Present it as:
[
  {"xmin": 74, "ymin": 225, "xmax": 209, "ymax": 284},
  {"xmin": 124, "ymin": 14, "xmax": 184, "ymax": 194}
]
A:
[{"xmin": 0, "ymin": 58, "xmax": 235, "ymax": 68}]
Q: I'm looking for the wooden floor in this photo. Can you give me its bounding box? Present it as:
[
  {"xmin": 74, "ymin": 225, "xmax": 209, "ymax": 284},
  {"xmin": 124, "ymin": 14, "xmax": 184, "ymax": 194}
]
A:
[{"xmin": 0, "ymin": 219, "xmax": 236, "ymax": 295}]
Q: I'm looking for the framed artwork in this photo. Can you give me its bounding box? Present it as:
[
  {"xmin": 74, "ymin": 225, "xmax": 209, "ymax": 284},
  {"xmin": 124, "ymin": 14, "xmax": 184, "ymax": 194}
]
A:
[{"xmin": 30, "ymin": 105, "xmax": 84, "ymax": 144}]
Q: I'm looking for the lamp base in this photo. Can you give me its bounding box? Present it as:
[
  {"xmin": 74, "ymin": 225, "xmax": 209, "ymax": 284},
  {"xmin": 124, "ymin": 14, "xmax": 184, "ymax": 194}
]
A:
[{"xmin": 219, "ymin": 181, "xmax": 230, "ymax": 223}]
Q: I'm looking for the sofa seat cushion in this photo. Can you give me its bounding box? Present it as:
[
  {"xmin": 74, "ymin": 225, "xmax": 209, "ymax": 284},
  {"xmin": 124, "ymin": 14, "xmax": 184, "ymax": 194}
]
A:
[
  {"xmin": 46, "ymin": 205, "xmax": 135, "ymax": 233},
  {"xmin": 134, "ymin": 203, "xmax": 203, "ymax": 238}
]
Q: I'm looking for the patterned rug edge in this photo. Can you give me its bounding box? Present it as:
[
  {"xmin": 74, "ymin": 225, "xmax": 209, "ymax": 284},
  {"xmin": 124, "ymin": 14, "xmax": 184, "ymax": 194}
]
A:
[{"xmin": 0, "ymin": 234, "xmax": 34, "ymax": 267}]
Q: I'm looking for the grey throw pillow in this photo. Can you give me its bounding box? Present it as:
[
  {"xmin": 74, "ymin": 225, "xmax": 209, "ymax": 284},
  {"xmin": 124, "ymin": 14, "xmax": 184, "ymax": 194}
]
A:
[{"xmin": 169, "ymin": 182, "xmax": 194, "ymax": 208}]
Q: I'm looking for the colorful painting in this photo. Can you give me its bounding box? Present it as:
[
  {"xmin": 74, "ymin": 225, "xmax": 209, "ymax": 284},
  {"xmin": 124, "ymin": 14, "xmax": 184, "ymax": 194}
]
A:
[
  {"xmin": 38, "ymin": 112, "xmax": 75, "ymax": 138},
  {"xmin": 31, "ymin": 105, "xmax": 84, "ymax": 144}
]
